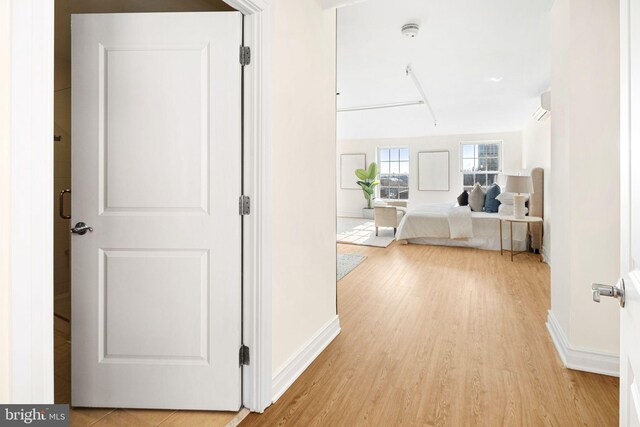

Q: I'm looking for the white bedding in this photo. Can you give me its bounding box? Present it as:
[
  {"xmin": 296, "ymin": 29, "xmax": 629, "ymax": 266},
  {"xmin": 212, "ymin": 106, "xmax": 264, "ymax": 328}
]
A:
[
  {"xmin": 448, "ymin": 206, "xmax": 474, "ymax": 239},
  {"xmin": 395, "ymin": 204, "xmax": 454, "ymax": 240},
  {"xmin": 396, "ymin": 203, "xmax": 527, "ymax": 251}
]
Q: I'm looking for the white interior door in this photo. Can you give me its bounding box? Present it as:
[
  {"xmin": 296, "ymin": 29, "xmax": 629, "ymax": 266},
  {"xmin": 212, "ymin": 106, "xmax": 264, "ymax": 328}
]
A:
[
  {"xmin": 71, "ymin": 12, "xmax": 243, "ymax": 410},
  {"xmin": 620, "ymin": 0, "xmax": 640, "ymax": 425}
]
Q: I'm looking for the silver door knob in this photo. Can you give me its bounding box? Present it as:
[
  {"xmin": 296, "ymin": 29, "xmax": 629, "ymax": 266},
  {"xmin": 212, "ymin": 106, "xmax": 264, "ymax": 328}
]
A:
[
  {"xmin": 592, "ymin": 278, "xmax": 625, "ymax": 307},
  {"xmin": 70, "ymin": 222, "xmax": 93, "ymax": 235}
]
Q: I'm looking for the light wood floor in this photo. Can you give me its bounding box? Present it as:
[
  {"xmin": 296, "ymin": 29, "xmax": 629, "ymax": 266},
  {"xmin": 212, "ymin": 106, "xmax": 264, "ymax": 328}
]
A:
[
  {"xmin": 242, "ymin": 243, "xmax": 619, "ymax": 426},
  {"xmin": 54, "ymin": 320, "xmax": 246, "ymax": 426}
]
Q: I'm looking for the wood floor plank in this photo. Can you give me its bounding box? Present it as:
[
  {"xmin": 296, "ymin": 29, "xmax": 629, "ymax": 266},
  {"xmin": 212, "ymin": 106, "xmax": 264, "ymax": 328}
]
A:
[
  {"xmin": 158, "ymin": 410, "xmax": 240, "ymax": 427},
  {"xmin": 69, "ymin": 408, "xmax": 114, "ymax": 427},
  {"xmin": 89, "ymin": 410, "xmax": 156, "ymax": 427},
  {"xmin": 242, "ymin": 243, "xmax": 619, "ymax": 426}
]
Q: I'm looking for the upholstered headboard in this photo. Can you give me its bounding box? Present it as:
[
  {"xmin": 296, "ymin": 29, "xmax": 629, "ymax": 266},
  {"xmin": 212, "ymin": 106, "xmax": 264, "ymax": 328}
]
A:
[{"xmin": 528, "ymin": 167, "xmax": 544, "ymax": 250}]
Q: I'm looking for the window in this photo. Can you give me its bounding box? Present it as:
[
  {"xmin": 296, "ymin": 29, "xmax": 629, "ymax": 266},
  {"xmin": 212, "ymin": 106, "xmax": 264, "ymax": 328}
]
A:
[
  {"xmin": 461, "ymin": 142, "xmax": 501, "ymax": 191},
  {"xmin": 378, "ymin": 147, "xmax": 409, "ymax": 200}
]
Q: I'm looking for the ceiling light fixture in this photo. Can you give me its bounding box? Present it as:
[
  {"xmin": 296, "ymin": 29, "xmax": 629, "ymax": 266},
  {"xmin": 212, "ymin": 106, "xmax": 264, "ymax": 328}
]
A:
[
  {"xmin": 489, "ymin": 77, "xmax": 504, "ymax": 83},
  {"xmin": 406, "ymin": 65, "xmax": 438, "ymax": 127}
]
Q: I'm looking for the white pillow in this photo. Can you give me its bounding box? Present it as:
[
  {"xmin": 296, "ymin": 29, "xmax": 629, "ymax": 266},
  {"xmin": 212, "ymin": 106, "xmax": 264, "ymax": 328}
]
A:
[{"xmin": 496, "ymin": 192, "xmax": 529, "ymax": 205}]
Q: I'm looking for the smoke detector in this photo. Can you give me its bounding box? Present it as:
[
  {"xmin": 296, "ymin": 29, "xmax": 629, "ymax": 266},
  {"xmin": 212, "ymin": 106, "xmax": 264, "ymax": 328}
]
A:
[{"xmin": 401, "ymin": 23, "xmax": 420, "ymax": 38}]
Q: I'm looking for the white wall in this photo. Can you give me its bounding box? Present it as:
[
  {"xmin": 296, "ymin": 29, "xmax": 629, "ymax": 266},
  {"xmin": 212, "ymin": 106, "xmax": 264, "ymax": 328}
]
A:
[
  {"xmin": 549, "ymin": 0, "xmax": 620, "ymax": 362},
  {"xmin": 549, "ymin": 0, "xmax": 572, "ymax": 338},
  {"xmin": 522, "ymin": 116, "xmax": 551, "ymax": 260},
  {"xmin": 0, "ymin": 0, "xmax": 12, "ymax": 403},
  {"xmin": 337, "ymin": 132, "xmax": 523, "ymax": 217},
  {"xmin": 7, "ymin": 0, "xmax": 55, "ymax": 403},
  {"xmin": 271, "ymin": 0, "xmax": 338, "ymax": 375}
]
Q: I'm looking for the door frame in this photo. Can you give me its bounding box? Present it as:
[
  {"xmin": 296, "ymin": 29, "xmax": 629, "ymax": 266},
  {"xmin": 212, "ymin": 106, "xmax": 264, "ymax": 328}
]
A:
[
  {"xmin": 3, "ymin": 0, "xmax": 273, "ymax": 413},
  {"xmin": 225, "ymin": 0, "xmax": 273, "ymax": 413}
]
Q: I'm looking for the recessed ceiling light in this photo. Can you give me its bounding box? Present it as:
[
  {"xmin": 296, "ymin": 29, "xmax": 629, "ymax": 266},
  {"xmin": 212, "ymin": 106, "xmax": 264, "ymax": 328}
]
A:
[{"xmin": 489, "ymin": 77, "xmax": 504, "ymax": 83}]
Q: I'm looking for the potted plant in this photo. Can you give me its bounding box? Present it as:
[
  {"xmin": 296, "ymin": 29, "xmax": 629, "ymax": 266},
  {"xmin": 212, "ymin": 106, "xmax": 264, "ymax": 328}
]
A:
[{"xmin": 355, "ymin": 162, "xmax": 379, "ymax": 219}]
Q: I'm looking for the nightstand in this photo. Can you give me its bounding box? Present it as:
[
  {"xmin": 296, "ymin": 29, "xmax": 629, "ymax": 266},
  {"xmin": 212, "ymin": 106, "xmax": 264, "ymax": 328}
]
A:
[{"xmin": 499, "ymin": 216, "xmax": 544, "ymax": 262}]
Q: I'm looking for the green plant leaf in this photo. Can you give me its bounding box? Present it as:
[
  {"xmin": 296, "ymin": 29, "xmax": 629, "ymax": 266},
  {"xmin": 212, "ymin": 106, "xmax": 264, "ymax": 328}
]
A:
[
  {"xmin": 355, "ymin": 169, "xmax": 368, "ymax": 180},
  {"xmin": 367, "ymin": 162, "xmax": 378, "ymax": 179},
  {"xmin": 370, "ymin": 180, "xmax": 380, "ymax": 187},
  {"xmin": 357, "ymin": 182, "xmax": 374, "ymax": 195}
]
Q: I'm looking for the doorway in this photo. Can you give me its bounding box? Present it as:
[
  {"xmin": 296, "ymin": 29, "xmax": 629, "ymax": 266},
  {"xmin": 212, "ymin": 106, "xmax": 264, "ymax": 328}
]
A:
[
  {"xmin": 6, "ymin": 0, "xmax": 272, "ymax": 413},
  {"xmin": 53, "ymin": 0, "xmax": 245, "ymax": 418}
]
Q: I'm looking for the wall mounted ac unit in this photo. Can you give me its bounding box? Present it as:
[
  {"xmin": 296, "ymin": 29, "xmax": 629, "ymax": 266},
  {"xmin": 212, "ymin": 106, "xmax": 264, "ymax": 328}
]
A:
[{"xmin": 533, "ymin": 91, "xmax": 551, "ymax": 121}]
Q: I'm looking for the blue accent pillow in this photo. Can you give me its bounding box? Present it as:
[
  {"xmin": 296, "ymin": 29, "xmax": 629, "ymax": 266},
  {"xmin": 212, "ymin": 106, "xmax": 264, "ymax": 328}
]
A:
[{"xmin": 484, "ymin": 184, "xmax": 501, "ymax": 213}]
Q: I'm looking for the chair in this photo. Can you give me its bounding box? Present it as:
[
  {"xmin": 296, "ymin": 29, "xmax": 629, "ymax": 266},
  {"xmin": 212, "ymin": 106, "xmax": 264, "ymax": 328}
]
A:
[{"xmin": 374, "ymin": 201, "xmax": 407, "ymax": 236}]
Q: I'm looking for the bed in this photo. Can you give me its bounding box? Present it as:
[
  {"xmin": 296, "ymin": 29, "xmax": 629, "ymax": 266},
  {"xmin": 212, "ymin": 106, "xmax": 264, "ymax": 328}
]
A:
[{"xmin": 396, "ymin": 168, "xmax": 544, "ymax": 252}]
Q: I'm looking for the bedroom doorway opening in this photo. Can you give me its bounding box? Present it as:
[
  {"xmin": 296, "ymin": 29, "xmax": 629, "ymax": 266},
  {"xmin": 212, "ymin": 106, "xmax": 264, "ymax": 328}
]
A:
[
  {"xmin": 326, "ymin": 1, "xmax": 618, "ymax": 425},
  {"xmin": 334, "ymin": 2, "xmax": 549, "ymax": 283}
]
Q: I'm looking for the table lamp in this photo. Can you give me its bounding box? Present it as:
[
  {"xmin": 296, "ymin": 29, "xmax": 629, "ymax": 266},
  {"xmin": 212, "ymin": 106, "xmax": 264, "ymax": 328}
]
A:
[{"xmin": 505, "ymin": 175, "xmax": 534, "ymax": 219}]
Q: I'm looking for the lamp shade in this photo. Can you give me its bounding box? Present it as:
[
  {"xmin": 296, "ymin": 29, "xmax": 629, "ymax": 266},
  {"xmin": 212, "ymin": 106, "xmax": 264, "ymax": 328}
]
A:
[{"xmin": 505, "ymin": 175, "xmax": 534, "ymax": 194}]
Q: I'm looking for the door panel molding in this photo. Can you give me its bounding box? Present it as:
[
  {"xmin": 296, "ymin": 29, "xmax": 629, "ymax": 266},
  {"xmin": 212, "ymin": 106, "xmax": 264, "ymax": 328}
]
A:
[
  {"xmin": 97, "ymin": 43, "xmax": 212, "ymax": 216},
  {"xmin": 97, "ymin": 249, "xmax": 210, "ymax": 365}
]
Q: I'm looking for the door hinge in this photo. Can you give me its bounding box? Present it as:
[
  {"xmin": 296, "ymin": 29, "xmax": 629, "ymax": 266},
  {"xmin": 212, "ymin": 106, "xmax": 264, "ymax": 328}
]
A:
[
  {"xmin": 239, "ymin": 195, "xmax": 250, "ymax": 215},
  {"xmin": 239, "ymin": 345, "xmax": 250, "ymax": 366},
  {"xmin": 240, "ymin": 46, "xmax": 251, "ymax": 66}
]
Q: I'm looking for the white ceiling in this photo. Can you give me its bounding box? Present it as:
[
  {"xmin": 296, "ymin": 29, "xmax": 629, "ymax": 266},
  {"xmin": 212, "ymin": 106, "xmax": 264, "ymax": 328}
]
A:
[{"xmin": 337, "ymin": 0, "xmax": 553, "ymax": 140}]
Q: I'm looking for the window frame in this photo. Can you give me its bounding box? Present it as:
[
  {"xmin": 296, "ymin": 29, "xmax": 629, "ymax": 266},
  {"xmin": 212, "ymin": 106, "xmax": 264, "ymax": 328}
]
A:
[
  {"xmin": 459, "ymin": 140, "xmax": 503, "ymax": 191},
  {"xmin": 376, "ymin": 146, "xmax": 410, "ymax": 201}
]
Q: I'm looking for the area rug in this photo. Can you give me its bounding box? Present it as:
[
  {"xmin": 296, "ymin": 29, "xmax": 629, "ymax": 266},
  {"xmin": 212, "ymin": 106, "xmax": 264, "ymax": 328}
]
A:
[
  {"xmin": 337, "ymin": 253, "xmax": 366, "ymax": 281},
  {"xmin": 337, "ymin": 217, "xmax": 396, "ymax": 248}
]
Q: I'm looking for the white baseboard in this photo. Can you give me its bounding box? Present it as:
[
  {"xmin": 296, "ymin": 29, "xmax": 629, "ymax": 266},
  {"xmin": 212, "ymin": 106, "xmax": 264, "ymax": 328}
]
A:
[
  {"xmin": 542, "ymin": 246, "xmax": 550, "ymax": 264},
  {"xmin": 546, "ymin": 310, "xmax": 619, "ymax": 377},
  {"xmin": 272, "ymin": 315, "xmax": 341, "ymax": 402}
]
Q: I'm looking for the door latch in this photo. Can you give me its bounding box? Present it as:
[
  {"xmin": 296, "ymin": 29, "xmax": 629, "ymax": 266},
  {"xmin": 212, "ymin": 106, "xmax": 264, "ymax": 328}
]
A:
[
  {"xmin": 70, "ymin": 222, "xmax": 93, "ymax": 236},
  {"xmin": 592, "ymin": 278, "xmax": 625, "ymax": 307}
]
